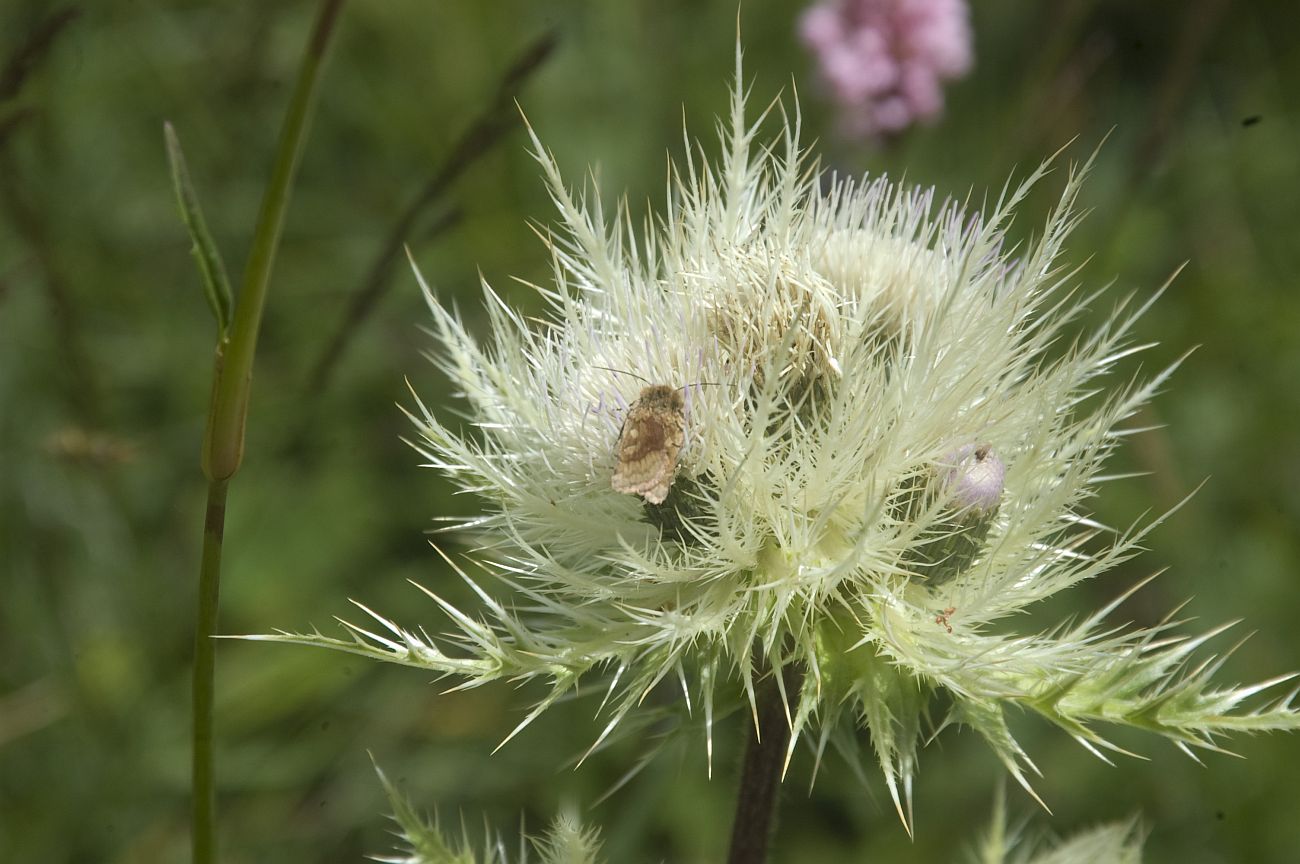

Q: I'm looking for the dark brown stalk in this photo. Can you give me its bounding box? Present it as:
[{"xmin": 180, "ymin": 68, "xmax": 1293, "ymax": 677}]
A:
[{"xmin": 727, "ymin": 665, "xmax": 802, "ymax": 864}]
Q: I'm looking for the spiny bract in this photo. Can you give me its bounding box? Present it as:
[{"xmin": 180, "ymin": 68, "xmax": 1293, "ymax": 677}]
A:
[{"xmin": 261, "ymin": 50, "xmax": 1300, "ymax": 832}]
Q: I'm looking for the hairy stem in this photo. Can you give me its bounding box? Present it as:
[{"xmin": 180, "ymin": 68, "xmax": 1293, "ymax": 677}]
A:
[{"xmin": 727, "ymin": 666, "xmax": 801, "ymax": 864}]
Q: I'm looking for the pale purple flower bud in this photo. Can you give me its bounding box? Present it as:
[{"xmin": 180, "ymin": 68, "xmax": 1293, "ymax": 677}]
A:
[
  {"xmin": 901, "ymin": 444, "xmax": 1004, "ymax": 585},
  {"xmin": 938, "ymin": 443, "xmax": 1004, "ymax": 513},
  {"xmin": 798, "ymin": 0, "xmax": 974, "ymax": 138}
]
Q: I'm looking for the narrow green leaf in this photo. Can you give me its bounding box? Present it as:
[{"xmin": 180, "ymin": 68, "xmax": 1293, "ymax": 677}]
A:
[{"xmin": 164, "ymin": 121, "xmax": 233, "ymax": 334}]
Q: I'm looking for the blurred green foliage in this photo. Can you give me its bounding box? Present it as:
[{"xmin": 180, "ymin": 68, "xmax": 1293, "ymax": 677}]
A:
[{"xmin": 2, "ymin": 1, "xmax": 1299, "ymax": 861}]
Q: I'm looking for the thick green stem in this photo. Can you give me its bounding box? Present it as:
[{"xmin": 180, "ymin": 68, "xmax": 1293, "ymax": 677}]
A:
[
  {"xmin": 191, "ymin": 478, "xmax": 228, "ymax": 864},
  {"xmin": 200, "ymin": 0, "xmax": 345, "ymax": 482},
  {"xmin": 190, "ymin": 3, "xmax": 345, "ymax": 863}
]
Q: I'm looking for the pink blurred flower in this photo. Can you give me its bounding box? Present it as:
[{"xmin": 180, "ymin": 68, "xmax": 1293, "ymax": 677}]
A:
[{"xmin": 800, "ymin": 0, "xmax": 973, "ymax": 138}]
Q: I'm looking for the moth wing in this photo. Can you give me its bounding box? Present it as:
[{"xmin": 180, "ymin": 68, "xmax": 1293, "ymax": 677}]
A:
[
  {"xmin": 612, "ymin": 455, "xmax": 674, "ymax": 503},
  {"xmin": 611, "ymin": 405, "xmax": 685, "ymax": 503}
]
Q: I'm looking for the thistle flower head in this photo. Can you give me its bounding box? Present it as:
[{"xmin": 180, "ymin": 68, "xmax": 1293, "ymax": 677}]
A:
[{"xmin": 265, "ymin": 51, "xmax": 1300, "ymax": 832}]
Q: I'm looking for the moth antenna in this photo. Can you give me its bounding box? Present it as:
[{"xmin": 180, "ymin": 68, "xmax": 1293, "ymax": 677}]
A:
[{"xmin": 591, "ymin": 364, "xmax": 651, "ymax": 386}]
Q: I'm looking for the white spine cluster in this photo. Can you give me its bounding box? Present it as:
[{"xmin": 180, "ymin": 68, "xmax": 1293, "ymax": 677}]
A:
[{"xmin": 261, "ymin": 50, "xmax": 1300, "ymax": 831}]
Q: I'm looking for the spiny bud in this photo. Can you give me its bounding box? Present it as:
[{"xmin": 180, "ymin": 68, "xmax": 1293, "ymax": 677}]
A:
[
  {"xmin": 905, "ymin": 444, "xmax": 1005, "ymax": 585},
  {"xmin": 938, "ymin": 443, "xmax": 1005, "ymax": 513}
]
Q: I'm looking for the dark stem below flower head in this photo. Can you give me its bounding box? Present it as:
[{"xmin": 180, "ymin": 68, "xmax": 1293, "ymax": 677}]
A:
[{"xmin": 727, "ymin": 664, "xmax": 803, "ymax": 864}]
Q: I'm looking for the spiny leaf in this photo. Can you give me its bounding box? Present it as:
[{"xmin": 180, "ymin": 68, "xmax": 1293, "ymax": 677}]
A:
[{"xmin": 374, "ymin": 759, "xmax": 603, "ymax": 864}]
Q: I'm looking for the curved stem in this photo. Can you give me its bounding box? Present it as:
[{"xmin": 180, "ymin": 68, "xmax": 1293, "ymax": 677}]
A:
[
  {"xmin": 727, "ymin": 666, "xmax": 800, "ymax": 864},
  {"xmin": 201, "ymin": 0, "xmax": 345, "ymax": 482},
  {"xmin": 190, "ymin": 3, "xmax": 345, "ymax": 862}
]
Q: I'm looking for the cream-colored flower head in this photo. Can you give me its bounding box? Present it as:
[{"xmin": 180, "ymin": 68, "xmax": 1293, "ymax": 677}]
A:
[{"xmin": 268, "ymin": 49, "xmax": 1300, "ymax": 832}]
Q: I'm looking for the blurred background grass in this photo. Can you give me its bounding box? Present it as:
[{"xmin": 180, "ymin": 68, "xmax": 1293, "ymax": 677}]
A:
[{"xmin": 2, "ymin": 1, "xmax": 1299, "ymax": 861}]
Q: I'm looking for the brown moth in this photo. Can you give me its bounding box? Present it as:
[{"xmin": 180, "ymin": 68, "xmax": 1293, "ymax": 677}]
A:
[{"xmin": 611, "ymin": 384, "xmax": 687, "ymax": 505}]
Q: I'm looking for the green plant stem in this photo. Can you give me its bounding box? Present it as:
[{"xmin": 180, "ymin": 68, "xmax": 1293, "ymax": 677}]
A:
[
  {"xmin": 727, "ymin": 667, "xmax": 800, "ymax": 864},
  {"xmin": 201, "ymin": 0, "xmax": 345, "ymax": 483},
  {"xmin": 190, "ymin": 3, "xmax": 345, "ymax": 863},
  {"xmin": 191, "ymin": 478, "xmax": 227, "ymax": 864}
]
